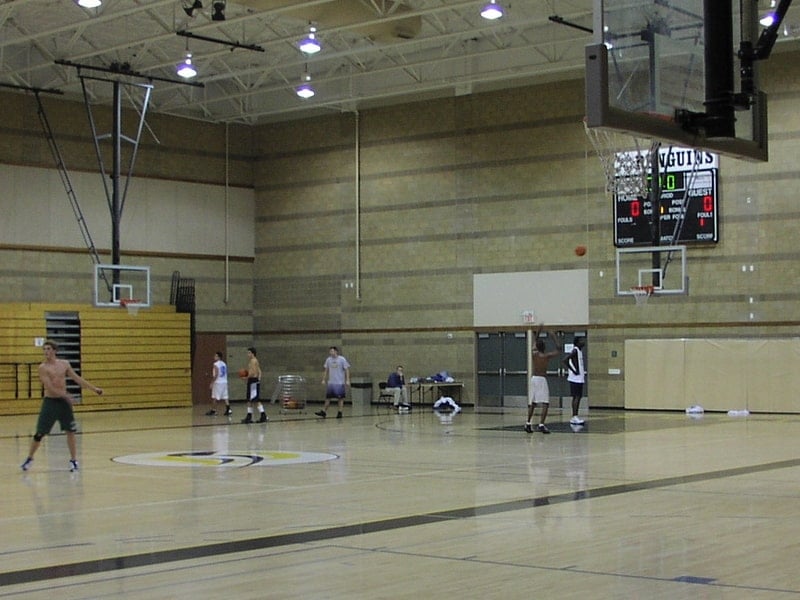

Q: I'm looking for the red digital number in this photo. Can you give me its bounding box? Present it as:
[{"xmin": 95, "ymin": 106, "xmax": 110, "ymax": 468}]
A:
[
  {"xmin": 703, "ymin": 195, "xmax": 713, "ymax": 212},
  {"xmin": 631, "ymin": 200, "xmax": 641, "ymax": 217}
]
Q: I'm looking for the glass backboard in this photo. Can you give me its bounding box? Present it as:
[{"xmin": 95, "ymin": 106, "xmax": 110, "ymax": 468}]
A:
[{"xmin": 586, "ymin": 0, "xmax": 768, "ymax": 161}]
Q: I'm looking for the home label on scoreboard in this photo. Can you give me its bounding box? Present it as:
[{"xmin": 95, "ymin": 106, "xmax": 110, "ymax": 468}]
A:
[{"xmin": 614, "ymin": 148, "xmax": 719, "ymax": 247}]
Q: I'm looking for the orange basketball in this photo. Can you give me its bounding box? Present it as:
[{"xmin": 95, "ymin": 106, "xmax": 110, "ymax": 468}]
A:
[
  {"xmin": 575, "ymin": 245, "xmax": 587, "ymax": 256},
  {"xmin": 238, "ymin": 368, "xmax": 249, "ymax": 379}
]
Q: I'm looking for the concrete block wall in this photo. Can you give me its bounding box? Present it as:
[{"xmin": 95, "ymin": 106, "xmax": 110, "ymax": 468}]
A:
[
  {"xmin": 251, "ymin": 53, "xmax": 800, "ymax": 408},
  {"xmin": 3, "ymin": 47, "xmax": 800, "ymax": 410},
  {"xmin": 0, "ymin": 90, "xmax": 258, "ymax": 348}
]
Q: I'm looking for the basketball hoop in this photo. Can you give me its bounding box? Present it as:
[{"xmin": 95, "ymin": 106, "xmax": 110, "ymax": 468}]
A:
[
  {"xmin": 119, "ymin": 298, "xmax": 141, "ymax": 316},
  {"xmin": 583, "ymin": 118, "xmax": 654, "ymax": 198},
  {"xmin": 630, "ymin": 285, "xmax": 655, "ymax": 306}
]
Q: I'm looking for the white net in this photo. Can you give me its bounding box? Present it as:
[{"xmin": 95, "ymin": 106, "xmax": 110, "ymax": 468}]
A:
[
  {"xmin": 631, "ymin": 285, "xmax": 654, "ymax": 306},
  {"xmin": 584, "ymin": 120, "xmax": 656, "ymax": 198},
  {"xmin": 120, "ymin": 299, "xmax": 141, "ymax": 316}
]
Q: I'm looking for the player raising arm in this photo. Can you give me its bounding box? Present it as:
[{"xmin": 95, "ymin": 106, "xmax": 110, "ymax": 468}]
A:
[
  {"xmin": 526, "ymin": 325, "xmax": 561, "ymax": 434},
  {"xmin": 21, "ymin": 339, "xmax": 103, "ymax": 472}
]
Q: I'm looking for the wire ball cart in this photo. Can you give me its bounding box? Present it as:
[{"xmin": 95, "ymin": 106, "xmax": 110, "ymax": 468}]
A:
[{"xmin": 273, "ymin": 375, "xmax": 307, "ymax": 414}]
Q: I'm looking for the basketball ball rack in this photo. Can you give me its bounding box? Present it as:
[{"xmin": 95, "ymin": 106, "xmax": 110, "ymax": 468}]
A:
[{"xmin": 275, "ymin": 375, "xmax": 307, "ymax": 414}]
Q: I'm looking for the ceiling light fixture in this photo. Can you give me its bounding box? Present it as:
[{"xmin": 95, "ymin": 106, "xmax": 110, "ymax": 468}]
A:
[
  {"xmin": 183, "ymin": 0, "xmax": 202, "ymax": 17},
  {"xmin": 603, "ymin": 24, "xmax": 614, "ymax": 50},
  {"xmin": 76, "ymin": 0, "xmax": 102, "ymax": 8},
  {"xmin": 760, "ymin": 12, "xmax": 775, "ymax": 26},
  {"xmin": 761, "ymin": 0, "xmax": 777, "ymax": 26},
  {"xmin": 296, "ymin": 69, "xmax": 315, "ymax": 99},
  {"xmin": 298, "ymin": 24, "xmax": 322, "ymax": 55},
  {"xmin": 176, "ymin": 40, "xmax": 197, "ymax": 79},
  {"xmin": 211, "ymin": 0, "xmax": 226, "ymax": 21},
  {"xmin": 480, "ymin": 0, "xmax": 504, "ymax": 20},
  {"xmin": 176, "ymin": 53, "xmax": 197, "ymax": 79}
]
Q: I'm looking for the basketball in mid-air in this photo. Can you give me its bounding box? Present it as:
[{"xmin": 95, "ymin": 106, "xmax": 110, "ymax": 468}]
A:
[
  {"xmin": 238, "ymin": 368, "xmax": 249, "ymax": 379},
  {"xmin": 575, "ymin": 245, "xmax": 587, "ymax": 257}
]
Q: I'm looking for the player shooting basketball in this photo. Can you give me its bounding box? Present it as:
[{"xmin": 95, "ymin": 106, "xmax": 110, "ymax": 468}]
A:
[
  {"xmin": 21, "ymin": 339, "xmax": 103, "ymax": 472},
  {"xmin": 526, "ymin": 325, "xmax": 561, "ymax": 434}
]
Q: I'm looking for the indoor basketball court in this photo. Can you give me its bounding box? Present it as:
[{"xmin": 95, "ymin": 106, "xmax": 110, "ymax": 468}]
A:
[
  {"xmin": 2, "ymin": 0, "xmax": 800, "ymax": 598},
  {"xmin": 3, "ymin": 406, "xmax": 800, "ymax": 597}
]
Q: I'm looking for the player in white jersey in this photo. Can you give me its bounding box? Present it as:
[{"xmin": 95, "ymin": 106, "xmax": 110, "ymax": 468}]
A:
[
  {"xmin": 564, "ymin": 337, "xmax": 587, "ymax": 425},
  {"xmin": 207, "ymin": 352, "xmax": 232, "ymax": 416}
]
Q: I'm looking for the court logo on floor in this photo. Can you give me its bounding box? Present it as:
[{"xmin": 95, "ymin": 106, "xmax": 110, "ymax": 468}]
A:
[{"xmin": 112, "ymin": 450, "xmax": 338, "ymax": 468}]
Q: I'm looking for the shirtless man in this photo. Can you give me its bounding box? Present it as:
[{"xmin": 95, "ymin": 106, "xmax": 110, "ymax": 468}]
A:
[
  {"xmin": 525, "ymin": 327, "xmax": 560, "ymax": 434},
  {"xmin": 21, "ymin": 339, "xmax": 103, "ymax": 472},
  {"xmin": 241, "ymin": 347, "xmax": 268, "ymax": 423}
]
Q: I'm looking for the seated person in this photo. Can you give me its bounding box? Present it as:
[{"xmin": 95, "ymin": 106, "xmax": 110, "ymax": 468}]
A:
[{"xmin": 386, "ymin": 365, "xmax": 410, "ymax": 408}]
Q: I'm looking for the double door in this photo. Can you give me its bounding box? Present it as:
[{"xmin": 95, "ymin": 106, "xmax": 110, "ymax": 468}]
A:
[
  {"xmin": 476, "ymin": 332, "xmax": 528, "ymax": 408},
  {"xmin": 476, "ymin": 330, "xmax": 588, "ymax": 409}
]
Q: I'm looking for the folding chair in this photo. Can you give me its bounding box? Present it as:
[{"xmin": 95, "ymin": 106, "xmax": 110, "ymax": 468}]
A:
[{"xmin": 377, "ymin": 382, "xmax": 395, "ymax": 407}]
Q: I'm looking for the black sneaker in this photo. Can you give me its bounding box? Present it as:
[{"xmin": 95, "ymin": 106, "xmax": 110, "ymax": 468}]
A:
[
  {"xmin": 537, "ymin": 424, "xmax": 551, "ymax": 434},
  {"xmin": 223, "ymin": 407, "xmax": 232, "ymax": 416},
  {"xmin": 205, "ymin": 409, "xmax": 217, "ymax": 416},
  {"xmin": 315, "ymin": 410, "xmax": 326, "ymax": 418},
  {"xmin": 524, "ymin": 423, "xmax": 533, "ymax": 433},
  {"xmin": 21, "ymin": 457, "xmax": 33, "ymax": 471},
  {"xmin": 258, "ymin": 412, "xmax": 268, "ymax": 423},
  {"xmin": 241, "ymin": 414, "xmax": 253, "ymax": 424},
  {"xmin": 336, "ymin": 411, "xmax": 343, "ymax": 419}
]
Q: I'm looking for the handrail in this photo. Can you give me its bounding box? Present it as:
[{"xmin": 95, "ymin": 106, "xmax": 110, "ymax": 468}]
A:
[{"xmin": 0, "ymin": 362, "xmax": 38, "ymax": 399}]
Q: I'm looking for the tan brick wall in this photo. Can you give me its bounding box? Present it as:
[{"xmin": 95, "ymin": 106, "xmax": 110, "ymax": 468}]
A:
[
  {"xmin": 251, "ymin": 55, "xmax": 800, "ymax": 408},
  {"xmin": 3, "ymin": 49, "xmax": 800, "ymax": 409}
]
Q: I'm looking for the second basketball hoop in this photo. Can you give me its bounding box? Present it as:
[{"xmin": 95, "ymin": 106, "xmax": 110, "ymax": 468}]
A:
[
  {"xmin": 119, "ymin": 298, "xmax": 142, "ymax": 316},
  {"xmin": 630, "ymin": 285, "xmax": 654, "ymax": 306}
]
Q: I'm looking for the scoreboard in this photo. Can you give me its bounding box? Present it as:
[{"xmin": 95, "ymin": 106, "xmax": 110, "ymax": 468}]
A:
[{"xmin": 614, "ymin": 148, "xmax": 719, "ymax": 247}]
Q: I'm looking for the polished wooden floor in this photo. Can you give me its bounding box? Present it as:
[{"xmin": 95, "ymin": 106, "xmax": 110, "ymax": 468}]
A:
[{"xmin": 2, "ymin": 403, "xmax": 800, "ymax": 599}]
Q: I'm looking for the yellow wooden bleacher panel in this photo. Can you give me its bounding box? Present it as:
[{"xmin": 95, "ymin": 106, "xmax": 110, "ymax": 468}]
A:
[{"xmin": 0, "ymin": 303, "xmax": 192, "ymax": 416}]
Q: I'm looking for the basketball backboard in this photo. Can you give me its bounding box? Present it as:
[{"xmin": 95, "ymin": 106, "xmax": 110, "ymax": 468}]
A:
[
  {"xmin": 616, "ymin": 245, "xmax": 687, "ymax": 296},
  {"xmin": 93, "ymin": 264, "xmax": 151, "ymax": 308},
  {"xmin": 586, "ymin": 0, "xmax": 769, "ymax": 161}
]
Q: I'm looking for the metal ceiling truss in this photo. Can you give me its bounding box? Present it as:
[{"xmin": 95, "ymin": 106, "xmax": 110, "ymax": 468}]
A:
[{"xmin": 0, "ymin": 0, "xmax": 597, "ymax": 124}]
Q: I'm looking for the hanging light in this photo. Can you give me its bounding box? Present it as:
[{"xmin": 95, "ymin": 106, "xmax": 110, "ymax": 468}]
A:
[
  {"xmin": 480, "ymin": 0, "xmax": 504, "ymax": 20},
  {"xmin": 176, "ymin": 53, "xmax": 197, "ymax": 79},
  {"xmin": 176, "ymin": 37, "xmax": 197, "ymax": 79},
  {"xmin": 761, "ymin": 0, "xmax": 777, "ymax": 26},
  {"xmin": 176, "ymin": 40, "xmax": 197, "ymax": 79},
  {"xmin": 603, "ymin": 25, "xmax": 613, "ymax": 50},
  {"xmin": 298, "ymin": 25, "xmax": 322, "ymax": 55},
  {"xmin": 75, "ymin": 0, "xmax": 102, "ymax": 7},
  {"xmin": 296, "ymin": 70, "xmax": 315, "ymax": 99}
]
